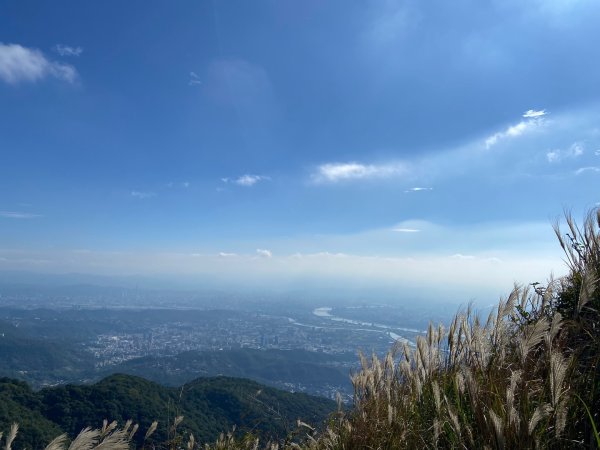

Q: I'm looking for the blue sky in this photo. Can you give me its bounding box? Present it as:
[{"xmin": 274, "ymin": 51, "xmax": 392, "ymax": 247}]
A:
[{"xmin": 1, "ymin": 0, "xmax": 599, "ymax": 299}]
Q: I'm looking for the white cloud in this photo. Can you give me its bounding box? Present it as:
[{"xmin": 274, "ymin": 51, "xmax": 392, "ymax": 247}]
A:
[
  {"xmin": 485, "ymin": 115, "xmax": 544, "ymax": 149},
  {"xmin": 313, "ymin": 162, "xmax": 406, "ymax": 183},
  {"xmin": 222, "ymin": 174, "xmax": 269, "ymax": 187},
  {"xmin": 0, "ymin": 43, "xmax": 77, "ymax": 84},
  {"xmin": 130, "ymin": 191, "xmax": 156, "ymax": 199},
  {"xmin": 451, "ymin": 253, "xmax": 476, "ymax": 260},
  {"xmin": 189, "ymin": 71, "xmax": 202, "ymax": 86},
  {"xmin": 218, "ymin": 252, "xmax": 238, "ymax": 258},
  {"xmin": 256, "ymin": 248, "xmax": 272, "ymax": 258},
  {"xmin": 546, "ymin": 142, "xmax": 584, "ymax": 163},
  {"xmin": 575, "ymin": 166, "xmax": 600, "ymax": 175},
  {"xmin": 523, "ymin": 109, "xmax": 547, "ymax": 118},
  {"xmin": 236, "ymin": 174, "xmax": 268, "ymax": 186},
  {"xmin": 404, "ymin": 187, "xmax": 433, "ymax": 193},
  {"xmin": 0, "ymin": 211, "xmax": 41, "ymax": 219},
  {"xmin": 393, "ymin": 228, "xmax": 420, "ymax": 233},
  {"xmin": 53, "ymin": 44, "xmax": 83, "ymax": 57}
]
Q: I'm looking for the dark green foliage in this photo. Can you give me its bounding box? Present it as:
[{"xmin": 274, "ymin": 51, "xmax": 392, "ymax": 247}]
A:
[
  {"xmin": 0, "ymin": 374, "xmax": 335, "ymax": 447},
  {"xmin": 0, "ymin": 378, "xmax": 63, "ymax": 449}
]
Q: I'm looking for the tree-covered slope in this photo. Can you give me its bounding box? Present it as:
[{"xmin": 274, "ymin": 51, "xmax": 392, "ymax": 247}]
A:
[
  {"xmin": 0, "ymin": 378, "xmax": 64, "ymax": 449},
  {"xmin": 0, "ymin": 373, "xmax": 335, "ymax": 448}
]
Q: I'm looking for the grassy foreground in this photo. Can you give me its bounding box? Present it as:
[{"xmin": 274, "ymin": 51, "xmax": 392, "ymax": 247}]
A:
[{"xmin": 2, "ymin": 209, "xmax": 599, "ymax": 449}]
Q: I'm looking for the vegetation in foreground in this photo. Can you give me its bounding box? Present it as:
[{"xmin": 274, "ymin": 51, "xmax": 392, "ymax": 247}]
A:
[{"xmin": 1, "ymin": 209, "xmax": 599, "ymax": 449}]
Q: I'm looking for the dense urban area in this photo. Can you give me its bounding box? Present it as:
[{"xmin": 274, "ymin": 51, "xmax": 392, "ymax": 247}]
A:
[{"xmin": 0, "ymin": 283, "xmax": 453, "ymax": 399}]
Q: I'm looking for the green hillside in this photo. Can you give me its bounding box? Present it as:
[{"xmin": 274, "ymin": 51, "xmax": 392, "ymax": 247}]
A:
[{"xmin": 0, "ymin": 374, "xmax": 335, "ymax": 448}]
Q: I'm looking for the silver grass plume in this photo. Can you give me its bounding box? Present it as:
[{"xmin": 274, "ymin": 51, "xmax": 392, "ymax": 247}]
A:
[
  {"xmin": 546, "ymin": 312, "xmax": 563, "ymax": 349},
  {"xmin": 68, "ymin": 427, "xmax": 100, "ymax": 450},
  {"xmin": 4, "ymin": 423, "xmax": 18, "ymax": 450},
  {"xmin": 518, "ymin": 318, "xmax": 549, "ymax": 364},
  {"xmin": 488, "ymin": 408, "xmax": 504, "ymax": 450},
  {"xmin": 187, "ymin": 433, "xmax": 195, "ymax": 450},
  {"xmin": 128, "ymin": 423, "xmax": 138, "ymax": 442},
  {"xmin": 506, "ymin": 370, "xmax": 522, "ymax": 431},
  {"xmin": 100, "ymin": 420, "xmax": 116, "ymax": 438},
  {"xmin": 577, "ymin": 269, "xmax": 598, "ymax": 314},
  {"xmin": 549, "ymin": 352, "xmax": 571, "ymax": 436},
  {"xmin": 432, "ymin": 380, "xmax": 442, "ymax": 413},
  {"xmin": 144, "ymin": 421, "xmax": 158, "ymax": 441},
  {"xmin": 44, "ymin": 434, "xmax": 68, "ymax": 450},
  {"xmin": 549, "ymin": 352, "xmax": 570, "ymax": 408},
  {"xmin": 433, "ymin": 419, "xmax": 441, "ymax": 446},
  {"xmin": 95, "ymin": 429, "xmax": 130, "ymax": 450},
  {"xmin": 528, "ymin": 403, "xmax": 552, "ymax": 435}
]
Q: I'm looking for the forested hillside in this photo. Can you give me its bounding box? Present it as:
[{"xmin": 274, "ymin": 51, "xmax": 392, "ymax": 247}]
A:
[{"xmin": 0, "ymin": 374, "xmax": 335, "ymax": 449}]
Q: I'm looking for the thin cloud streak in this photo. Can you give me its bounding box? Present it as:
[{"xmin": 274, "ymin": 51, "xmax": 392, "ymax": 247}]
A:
[
  {"xmin": 53, "ymin": 44, "xmax": 83, "ymax": 57},
  {"xmin": 523, "ymin": 109, "xmax": 547, "ymax": 118},
  {"xmin": 485, "ymin": 113, "xmax": 546, "ymax": 149},
  {"xmin": 0, "ymin": 211, "xmax": 42, "ymax": 219},
  {"xmin": 404, "ymin": 187, "xmax": 433, "ymax": 193},
  {"xmin": 222, "ymin": 174, "xmax": 270, "ymax": 187},
  {"xmin": 0, "ymin": 42, "xmax": 77, "ymax": 84},
  {"xmin": 575, "ymin": 166, "xmax": 600, "ymax": 175},
  {"xmin": 130, "ymin": 191, "xmax": 156, "ymax": 199},
  {"xmin": 313, "ymin": 162, "xmax": 406, "ymax": 183}
]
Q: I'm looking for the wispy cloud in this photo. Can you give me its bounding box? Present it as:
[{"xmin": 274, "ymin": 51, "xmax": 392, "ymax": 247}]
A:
[
  {"xmin": 451, "ymin": 253, "xmax": 501, "ymax": 263},
  {"xmin": 222, "ymin": 174, "xmax": 269, "ymax": 187},
  {"xmin": 167, "ymin": 181, "xmax": 190, "ymax": 188},
  {"xmin": 546, "ymin": 142, "xmax": 584, "ymax": 163},
  {"xmin": 0, "ymin": 211, "xmax": 42, "ymax": 219},
  {"xmin": 313, "ymin": 162, "xmax": 406, "ymax": 183},
  {"xmin": 485, "ymin": 112, "xmax": 546, "ymax": 149},
  {"xmin": 523, "ymin": 109, "xmax": 547, "ymax": 118},
  {"xmin": 188, "ymin": 71, "xmax": 202, "ymax": 86},
  {"xmin": 256, "ymin": 248, "xmax": 272, "ymax": 258},
  {"xmin": 393, "ymin": 228, "xmax": 420, "ymax": 233},
  {"xmin": 451, "ymin": 253, "xmax": 476, "ymax": 260},
  {"xmin": 130, "ymin": 191, "xmax": 156, "ymax": 199},
  {"xmin": 404, "ymin": 187, "xmax": 433, "ymax": 193},
  {"xmin": 218, "ymin": 252, "xmax": 238, "ymax": 258},
  {"xmin": 0, "ymin": 43, "xmax": 77, "ymax": 84},
  {"xmin": 575, "ymin": 166, "xmax": 600, "ymax": 175},
  {"xmin": 53, "ymin": 44, "xmax": 83, "ymax": 57}
]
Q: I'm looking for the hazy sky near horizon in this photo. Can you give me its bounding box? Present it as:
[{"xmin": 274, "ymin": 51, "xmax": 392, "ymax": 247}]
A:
[{"xmin": 1, "ymin": 0, "xmax": 599, "ymax": 299}]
